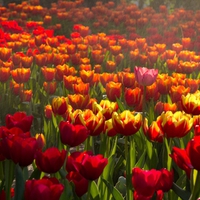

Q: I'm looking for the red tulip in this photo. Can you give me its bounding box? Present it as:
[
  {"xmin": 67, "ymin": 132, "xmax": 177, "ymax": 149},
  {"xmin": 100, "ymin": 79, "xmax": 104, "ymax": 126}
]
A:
[
  {"xmin": 51, "ymin": 96, "xmax": 68, "ymax": 116},
  {"xmin": 170, "ymin": 147, "xmax": 192, "ymax": 178},
  {"xmin": 156, "ymin": 168, "xmax": 173, "ymax": 192},
  {"xmin": 35, "ymin": 147, "xmax": 67, "ymax": 174},
  {"xmin": 186, "ymin": 136, "xmax": 200, "ymax": 171},
  {"xmin": 132, "ymin": 167, "xmax": 161, "ymax": 198},
  {"xmin": 24, "ymin": 176, "xmax": 64, "ymax": 200},
  {"xmin": 2, "ymin": 134, "xmax": 37, "ymax": 167},
  {"xmin": 59, "ymin": 121, "xmax": 89, "ymax": 147},
  {"xmin": 66, "ymin": 151, "xmax": 108, "ymax": 180},
  {"xmin": 134, "ymin": 66, "xmax": 158, "ymax": 86},
  {"xmin": 6, "ymin": 112, "xmax": 33, "ymax": 132},
  {"xmin": 66, "ymin": 171, "xmax": 89, "ymax": 197}
]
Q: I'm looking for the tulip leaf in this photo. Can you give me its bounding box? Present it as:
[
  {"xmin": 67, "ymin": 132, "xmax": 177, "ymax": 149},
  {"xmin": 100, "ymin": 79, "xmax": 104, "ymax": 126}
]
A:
[
  {"xmin": 14, "ymin": 164, "xmax": 25, "ymax": 200},
  {"xmin": 116, "ymin": 97, "xmax": 125, "ymax": 112},
  {"xmin": 135, "ymin": 149, "xmax": 146, "ymax": 168},
  {"xmin": 29, "ymin": 168, "xmax": 41, "ymax": 180},
  {"xmin": 172, "ymin": 182, "xmax": 190, "ymax": 200},
  {"xmin": 102, "ymin": 179, "xmax": 124, "ymax": 200},
  {"xmin": 90, "ymin": 181, "xmax": 100, "ymax": 200}
]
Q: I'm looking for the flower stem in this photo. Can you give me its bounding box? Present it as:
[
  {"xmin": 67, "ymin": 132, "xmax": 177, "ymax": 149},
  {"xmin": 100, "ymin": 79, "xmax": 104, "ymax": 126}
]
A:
[
  {"xmin": 189, "ymin": 170, "xmax": 200, "ymax": 200},
  {"xmin": 87, "ymin": 181, "xmax": 92, "ymax": 200}
]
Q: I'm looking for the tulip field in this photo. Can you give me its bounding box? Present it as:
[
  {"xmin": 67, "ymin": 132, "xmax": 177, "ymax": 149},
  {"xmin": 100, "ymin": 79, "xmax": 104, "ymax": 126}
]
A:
[{"xmin": 0, "ymin": 0, "xmax": 200, "ymax": 199}]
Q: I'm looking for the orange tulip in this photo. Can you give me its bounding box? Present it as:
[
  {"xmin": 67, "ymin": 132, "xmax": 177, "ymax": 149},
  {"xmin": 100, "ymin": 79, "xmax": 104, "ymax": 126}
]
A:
[
  {"xmin": 11, "ymin": 68, "xmax": 31, "ymax": 83},
  {"xmin": 158, "ymin": 111, "xmax": 193, "ymax": 138},
  {"xmin": 156, "ymin": 74, "xmax": 172, "ymax": 95},
  {"xmin": 185, "ymin": 78, "xmax": 199, "ymax": 93},
  {"xmin": 44, "ymin": 104, "xmax": 53, "ymax": 119},
  {"xmin": 72, "ymin": 82, "xmax": 90, "ymax": 95},
  {"xmin": 63, "ymin": 75, "xmax": 78, "ymax": 91},
  {"xmin": 112, "ymin": 110, "xmax": 142, "ymax": 136},
  {"xmin": 79, "ymin": 70, "xmax": 94, "ymax": 84},
  {"xmin": 172, "ymin": 43, "xmax": 183, "ymax": 54},
  {"xmin": 21, "ymin": 56, "xmax": 33, "ymax": 68},
  {"xmin": 43, "ymin": 81, "xmax": 57, "ymax": 95},
  {"xmin": 34, "ymin": 53, "xmax": 47, "ymax": 67},
  {"xmin": 41, "ymin": 66, "xmax": 56, "ymax": 82},
  {"xmin": 0, "ymin": 67, "xmax": 10, "ymax": 82},
  {"xmin": 106, "ymin": 60, "xmax": 116, "ymax": 72},
  {"xmin": 106, "ymin": 81, "xmax": 122, "ymax": 102},
  {"xmin": 124, "ymin": 87, "xmax": 142, "ymax": 108},
  {"xmin": 67, "ymin": 94, "xmax": 90, "ymax": 110},
  {"xmin": 109, "ymin": 45, "xmax": 122, "ymax": 56},
  {"xmin": 20, "ymin": 89, "xmax": 32, "ymax": 102},
  {"xmin": 100, "ymin": 73, "xmax": 118, "ymax": 87},
  {"xmin": 181, "ymin": 91, "xmax": 200, "ymax": 115},
  {"xmin": 154, "ymin": 101, "xmax": 177, "ymax": 115},
  {"xmin": 0, "ymin": 47, "xmax": 12, "ymax": 62},
  {"xmin": 170, "ymin": 85, "xmax": 190, "ymax": 103}
]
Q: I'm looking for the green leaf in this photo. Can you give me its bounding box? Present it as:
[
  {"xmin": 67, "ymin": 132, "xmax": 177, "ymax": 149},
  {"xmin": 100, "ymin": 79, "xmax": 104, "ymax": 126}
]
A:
[
  {"xmin": 90, "ymin": 181, "xmax": 100, "ymax": 200},
  {"xmin": 14, "ymin": 164, "xmax": 25, "ymax": 200},
  {"xmin": 102, "ymin": 179, "xmax": 124, "ymax": 200},
  {"xmin": 135, "ymin": 149, "xmax": 146, "ymax": 168},
  {"xmin": 172, "ymin": 183, "xmax": 190, "ymax": 200},
  {"xmin": 29, "ymin": 168, "xmax": 41, "ymax": 180},
  {"xmin": 116, "ymin": 97, "xmax": 125, "ymax": 112}
]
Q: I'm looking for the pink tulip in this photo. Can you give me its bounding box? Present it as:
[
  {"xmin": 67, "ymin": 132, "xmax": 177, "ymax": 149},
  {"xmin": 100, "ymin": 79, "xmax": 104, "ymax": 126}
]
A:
[{"xmin": 134, "ymin": 66, "xmax": 158, "ymax": 86}]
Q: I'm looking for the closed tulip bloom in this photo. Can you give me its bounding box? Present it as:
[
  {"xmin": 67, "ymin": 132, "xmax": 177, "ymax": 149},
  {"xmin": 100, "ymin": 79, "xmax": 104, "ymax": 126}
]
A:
[
  {"xmin": 74, "ymin": 153, "xmax": 108, "ymax": 180},
  {"xmin": 134, "ymin": 66, "xmax": 158, "ymax": 86},
  {"xmin": 51, "ymin": 96, "xmax": 68, "ymax": 115},
  {"xmin": 3, "ymin": 135, "xmax": 37, "ymax": 167},
  {"xmin": 67, "ymin": 94, "xmax": 90, "ymax": 110},
  {"xmin": 181, "ymin": 92, "xmax": 200, "ymax": 115},
  {"xmin": 156, "ymin": 168, "xmax": 173, "ymax": 192},
  {"xmin": 112, "ymin": 110, "xmax": 142, "ymax": 136},
  {"xmin": 143, "ymin": 118, "xmax": 164, "ymax": 143},
  {"xmin": 0, "ymin": 67, "xmax": 10, "ymax": 83},
  {"xmin": 186, "ymin": 136, "xmax": 200, "ymax": 171},
  {"xmin": 6, "ymin": 112, "xmax": 33, "ymax": 132},
  {"xmin": 158, "ymin": 111, "xmax": 193, "ymax": 138},
  {"xmin": 66, "ymin": 171, "xmax": 89, "ymax": 197},
  {"xmin": 24, "ymin": 176, "xmax": 64, "ymax": 200},
  {"xmin": 41, "ymin": 66, "xmax": 56, "ymax": 82},
  {"xmin": 106, "ymin": 81, "xmax": 122, "ymax": 102},
  {"xmin": 35, "ymin": 147, "xmax": 66, "ymax": 174},
  {"xmin": 11, "ymin": 68, "xmax": 31, "ymax": 83},
  {"xmin": 59, "ymin": 121, "xmax": 89, "ymax": 147},
  {"xmin": 170, "ymin": 147, "xmax": 192, "ymax": 178},
  {"xmin": 132, "ymin": 167, "xmax": 161, "ymax": 198}
]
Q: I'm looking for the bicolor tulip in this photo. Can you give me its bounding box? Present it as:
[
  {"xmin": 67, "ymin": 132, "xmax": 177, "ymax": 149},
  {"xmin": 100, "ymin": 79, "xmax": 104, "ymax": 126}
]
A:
[
  {"xmin": 157, "ymin": 111, "xmax": 193, "ymax": 138},
  {"xmin": 112, "ymin": 110, "xmax": 142, "ymax": 136},
  {"xmin": 11, "ymin": 68, "xmax": 31, "ymax": 83},
  {"xmin": 51, "ymin": 96, "xmax": 68, "ymax": 116},
  {"xmin": 181, "ymin": 91, "xmax": 200, "ymax": 115},
  {"xmin": 106, "ymin": 81, "xmax": 122, "ymax": 102}
]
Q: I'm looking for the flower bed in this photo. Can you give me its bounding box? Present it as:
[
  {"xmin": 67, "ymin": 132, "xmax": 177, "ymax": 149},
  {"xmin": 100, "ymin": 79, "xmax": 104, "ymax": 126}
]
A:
[{"xmin": 0, "ymin": 0, "xmax": 200, "ymax": 200}]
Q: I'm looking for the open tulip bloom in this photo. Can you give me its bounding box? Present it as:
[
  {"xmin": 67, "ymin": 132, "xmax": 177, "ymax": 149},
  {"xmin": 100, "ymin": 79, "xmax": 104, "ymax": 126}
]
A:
[{"xmin": 0, "ymin": 1, "xmax": 200, "ymax": 200}]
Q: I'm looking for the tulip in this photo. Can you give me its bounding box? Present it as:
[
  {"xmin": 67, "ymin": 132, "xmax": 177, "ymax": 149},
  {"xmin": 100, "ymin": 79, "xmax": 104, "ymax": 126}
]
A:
[
  {"xmin": 134, "ymin": 66, "xmax": 158, "ymax": 86},
  {"xmin": 10, "ymin": 68, "xmax": 31, "ymax": 83},
  {"xmin": 67, "ymin": 94, "xmax": 90, "ymax": 110},
  {"xmin": 132, "ymin": 167, "xmax": 161, "ymax": 198},
  {"xmin": 24, "ymin": 176, "xmax": 64, "ymax": 200},
  {"xmin": 106, "ymin": 81, "xmax": 122, "ymax": 102},
  {"xmin": 66, "ymin": 151, "xmax": 108, "ymax": 180},
  {"xmin": 124, "ymin": 87, "xmax": 142, "ymax": 108},
  {"xmin": 0, "ymin": 47, "xmax": 12, "ymax": 62},
  {"xmin": 2, "ymin": 135, "xmax": 37, "ymax": 167},
  {"xmin": 170, "ymin": 147, "xmax": 192, "ymax": 178},
  {"xmin": 41, "ymin": 66, "xmax": 56, "ymax": 82},
  {"xmin": 181, "ymin": 92, "xmax": 200, "ymax": 115},
  {"xmin": 158, "ymin": 111, "xmax": 193, "ymax": 138},
  {"xmin": 143, "ymin": 118, "xmax": 164, "ymax": 143},
  {"xmin": 112, "ymin": 110, "xmax": 142, "ymax": 136},
  {"xmin": 73, "ymin": 109, "xmax": 105, "ymax": 136},
  {"xmin": 154, "ymin": 101, "xmax": 177, "ymax": 116},
  {"xmin": 0, "ymin": 67, "xmax": 10, "ymax": 83},
  {"xmin": 66, "ymin": 171, "xmax": 89, "ymax": 197},
  {"xmin": 43, "ymin": 81, "xmax": 57, "ymax": 95},
  {"xmin": 44, "ymin": 105, "xmax": 53, "ymax": 119},
  {"xmin": 59, "ymin": 121, "xmax": 89, "ymax": 147},
  {"xmin": 6, "ymin": 112, "xmax": 33, "ymax": 132},
  {"xmin": 51, "ymin": 96, "xmax": 68, "ymax": 116},
  {"xmin": 63, "ymin": 75, "xmax": 78, "ymax": 91},
  {"xmin": 72, "ymin": 82, "xmax": 90, "ymax": 95},
  {"xmin": 35, "ymin": 147, "xmax": 66, "ymax": 174}
]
